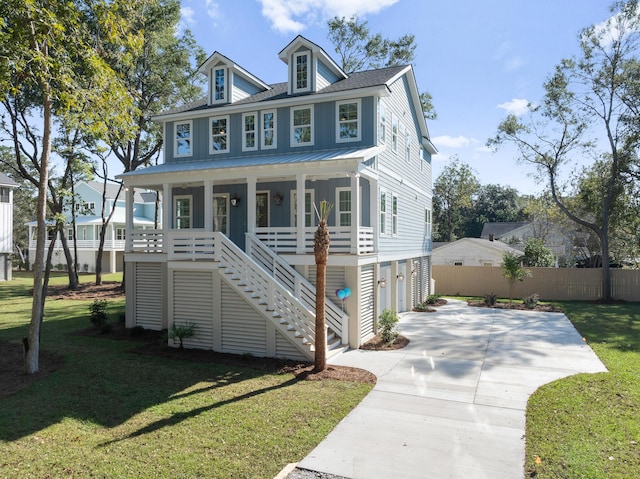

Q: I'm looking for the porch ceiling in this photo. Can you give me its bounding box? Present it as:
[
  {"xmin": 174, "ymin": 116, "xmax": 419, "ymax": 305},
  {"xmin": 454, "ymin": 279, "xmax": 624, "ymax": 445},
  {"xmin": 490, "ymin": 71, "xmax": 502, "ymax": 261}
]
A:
[{"xmin": 117, "ymin": 146, "xmax": 384, "ymax": 188}]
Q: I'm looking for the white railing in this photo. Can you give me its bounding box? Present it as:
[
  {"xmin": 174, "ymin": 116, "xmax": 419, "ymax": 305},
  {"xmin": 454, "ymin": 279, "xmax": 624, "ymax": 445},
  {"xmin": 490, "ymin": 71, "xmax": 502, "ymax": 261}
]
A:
[
  {"xmin": 255, "ymin": 226, "xmax": 375, "ymax": 254},
  {"xmin": 167, "ymin": 230, "xmax": 217, "ymax": 260},
  {"xmin": 30, "ymin": 239, "xmax": 127, "ymax": 250},
  {"xmin": 246, "ymin": 233, "xmax": 346, "ymax": 343},
  {"xmin": 131, "ymin": 230, "xmax": 164, "ymax": 253},
  {"xmin": 217, "ymin": 233, "xmax": 316, "ymax": 346}
]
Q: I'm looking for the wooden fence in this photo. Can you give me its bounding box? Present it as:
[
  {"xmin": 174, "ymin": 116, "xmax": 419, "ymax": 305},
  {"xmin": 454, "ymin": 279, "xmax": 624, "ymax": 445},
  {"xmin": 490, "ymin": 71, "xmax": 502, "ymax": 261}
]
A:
[{"xmin": 432, "ymin": 265, "xmax": 640, "ymax": 302}]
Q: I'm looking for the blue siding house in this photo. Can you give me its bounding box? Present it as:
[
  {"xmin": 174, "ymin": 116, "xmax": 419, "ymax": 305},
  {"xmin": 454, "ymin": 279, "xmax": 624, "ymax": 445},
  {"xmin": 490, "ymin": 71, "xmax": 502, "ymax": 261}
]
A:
[{"xmin": 119, "ymin": 36, "xmax": 437, "ymax": 360}]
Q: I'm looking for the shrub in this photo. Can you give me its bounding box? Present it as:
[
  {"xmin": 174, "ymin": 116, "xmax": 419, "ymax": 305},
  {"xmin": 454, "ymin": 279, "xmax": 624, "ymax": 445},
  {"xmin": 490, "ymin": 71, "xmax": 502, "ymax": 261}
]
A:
[
  {"xmin": 425, "ymin": 294, "xmax": 441, "ymax": 305},
  {"xmin": 89, "ymin": 299, "xmax": 108, "ymax": 329},
  {"xmin": 169, "ymin": 322, "xmax": 196, "ymax": 349},
  {"xmin": 484, "ymin": 293, "xmax": 497, "ymax": 306},
  {"xmin": 523, "ymin": 293, "xmax": 540, "ymax": 309},
  {"xmin": 378, "ymin": 308, "xmax": 399, "ymax": 344},
  {"xmin": 413, "ymin": 302, "xmax": 433, "ymax": 312},
  {"xmin": 83, "ymin": 263, "xmax": 89, "ymax": 272}
]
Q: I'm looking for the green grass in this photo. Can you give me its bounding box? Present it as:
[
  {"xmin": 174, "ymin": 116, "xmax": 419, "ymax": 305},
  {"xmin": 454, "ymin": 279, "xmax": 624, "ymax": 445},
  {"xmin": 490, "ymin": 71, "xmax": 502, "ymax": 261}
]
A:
[
  {"xmin": 0, "ymin": 273, "xmax": 373, "ymax": 478},
  {"xmin": 526, "ymin": 301, "xmax": 640, "ymax": 478}
]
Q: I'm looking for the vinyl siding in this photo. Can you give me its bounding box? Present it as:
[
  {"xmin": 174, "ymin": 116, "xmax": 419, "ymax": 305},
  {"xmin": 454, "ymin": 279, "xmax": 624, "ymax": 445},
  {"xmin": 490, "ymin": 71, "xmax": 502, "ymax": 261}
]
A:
[
  {"xmin": 172, "ymin": 270, "xmax": 214, "ymax": 349},
  {"xmin": 275, "ymin": 330, "xmax": 308, "ymax": 361},
  {"xmin": 134, "ymin": 262, "xmax": 163, "ymax": 330},
  {"xmin": 220, "ymin": 283, "xmax": 267, "ymax": 356}
]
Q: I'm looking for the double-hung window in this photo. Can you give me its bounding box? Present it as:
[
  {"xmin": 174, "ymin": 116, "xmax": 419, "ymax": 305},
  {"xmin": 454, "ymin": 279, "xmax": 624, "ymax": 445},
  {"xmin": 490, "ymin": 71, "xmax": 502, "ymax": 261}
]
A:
[
  {"xmin": 210, "ymin": 116, "xmax": 229, "ymax": 153},
  {"xmin": 214, "ymin": 67, "xmax": 226, "ymax": 102},
  {"xmin": 336, "ymin": 188, "xmax": 352, "ymax": 227},
  {"xmin": 293, "ymin": 52, "xmax": 310, "ymax": 93},
  {"xmin": 261, "ymin": 110, "xmax": 277, "ymax": 149},
  {"xmin": 174, "ymin": 195, "xmax": 192, "ymax": 229},
  {"xmin": 392, "ymin": 194, "xmax": 398, "ymax": 236},
  {"xmin": 336, "ymin": 100, "xmax": 361, "ymax": 142},
  {"xmin": 291, "ymin": 105, "xmax": 313, "ymax": 146},
  {"xmin": 0, "ymin": 187, "xmax": 9, "ymax": 203},
  {"xmin": 425, "ymin": 208, "xmax": 432, "ymax": 238},
  {"xmin": 405, "ymin": 127, "xmax": 411, "ymax": 162},
  {"xmin": 378, "ymin": 100, "xmax": 386, "ymax": 144},
  {"xmin": 392, "ymin": 115, "xmax": 399, "ymax": 152},
  {"xmin": 380, "ymin": 190, "xmax": 387, "ymax": 236},
  {"xmin": 174, "ymin": 120, "xmax": 192, "ymax": 157},
  {"xmin": 116, "ymin": 228, "xmax": 125, "ymax": 241},
  {"xmin": 242, "ymin": 112, "xmax": 258, "ymax": 151}
]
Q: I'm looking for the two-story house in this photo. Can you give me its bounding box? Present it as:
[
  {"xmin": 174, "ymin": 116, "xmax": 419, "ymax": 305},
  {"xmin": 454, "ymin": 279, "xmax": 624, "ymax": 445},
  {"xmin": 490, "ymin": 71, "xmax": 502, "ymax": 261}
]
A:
[
  {"xmin": 119, "ymin": 36, "xmax": 437, "ymax": 360},
  {"xmin": 28, "ymin": 181, "xmax": 159, "ymax": 273},
  {"xmin": 0, "ymin": 172, "xmax": 18, "ymax": 281}
]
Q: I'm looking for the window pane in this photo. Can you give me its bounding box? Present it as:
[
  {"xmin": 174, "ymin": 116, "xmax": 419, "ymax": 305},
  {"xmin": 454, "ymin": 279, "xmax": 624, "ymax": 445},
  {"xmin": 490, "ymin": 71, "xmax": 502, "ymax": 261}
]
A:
[
  {"xmin": 215, "ymin": 68, "xmax": 225, "ymax": 100},
  {"xmin": 176, "ymin": 123, "xmax": 191, "ymax": 155},
  {"xmin": 296, "ymin": 54, "xmax": 308, "ymax": 90},
  {"xmin": 211, "ymin": 118, "xmax": 228, "ymax": 151}
]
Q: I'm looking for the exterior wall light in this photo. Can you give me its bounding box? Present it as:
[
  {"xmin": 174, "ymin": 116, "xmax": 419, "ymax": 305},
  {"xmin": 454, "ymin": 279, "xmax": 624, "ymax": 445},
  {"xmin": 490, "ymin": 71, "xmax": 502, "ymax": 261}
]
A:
[
  {"xmin": 378, "ymin": 277, "xmax": 387, "ymax": 288},
  {"xmin": 397, "ymin": 272, "xmax": 405, "ymax": 282},
  {"xmin": 273, "ymin": 192, "xmax": 283, "ymax": 206},
  {"xmin": 231, "ymin": 195, "xmax": 240, "ymax": 207}
]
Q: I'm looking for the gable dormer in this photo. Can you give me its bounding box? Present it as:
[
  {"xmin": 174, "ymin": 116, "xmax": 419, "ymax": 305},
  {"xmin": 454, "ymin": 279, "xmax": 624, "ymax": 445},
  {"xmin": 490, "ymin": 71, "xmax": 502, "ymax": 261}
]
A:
[
  {"xmin": 198, "ymin": 52, "xmax": 270, "ymax": 106},
  {"xmin": 278, "ymin": 35, "xmax": 348, "ymax": 96}
]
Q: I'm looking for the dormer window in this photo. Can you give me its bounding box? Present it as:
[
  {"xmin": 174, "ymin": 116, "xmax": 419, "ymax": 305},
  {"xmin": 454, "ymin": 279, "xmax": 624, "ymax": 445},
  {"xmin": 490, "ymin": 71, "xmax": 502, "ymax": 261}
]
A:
[
  {"xmin": 214, "ymin": 67, "xmax": 226, "ymax": 102},
  {"xmin": 293, "ymin": 52, "xmax": 310, "ymax": 93}
]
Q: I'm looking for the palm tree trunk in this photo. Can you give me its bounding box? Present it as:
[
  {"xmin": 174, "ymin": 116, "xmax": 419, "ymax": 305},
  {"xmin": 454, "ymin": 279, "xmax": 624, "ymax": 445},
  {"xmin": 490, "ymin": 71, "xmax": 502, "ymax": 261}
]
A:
[{"xmin": 314, "ymin": 260, "xmax": 327, "ymax": 371}]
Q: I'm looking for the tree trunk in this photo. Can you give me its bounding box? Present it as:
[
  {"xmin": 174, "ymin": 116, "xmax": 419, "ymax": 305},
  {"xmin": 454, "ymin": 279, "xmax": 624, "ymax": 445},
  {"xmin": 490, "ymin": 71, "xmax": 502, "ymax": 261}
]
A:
[
  {"xmin": 314, "ymin": 260, "xmax": 327, "ymax": 372},
  {"xmin": 600, "ymin": 230, "xmax": 612, "ymax": 303},
  {"xmin": 59, "ymin": 228, "xmax": 79, "ymax": 289},
  {"xmin": 24, "ymin": 91, "xmax": 52, "ymax": 375}
]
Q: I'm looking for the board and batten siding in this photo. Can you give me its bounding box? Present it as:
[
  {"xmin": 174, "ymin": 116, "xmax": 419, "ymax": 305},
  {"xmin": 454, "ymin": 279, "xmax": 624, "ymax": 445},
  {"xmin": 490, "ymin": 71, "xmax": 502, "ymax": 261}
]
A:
[
  {"xmin": 134, "ymin": 262, "xmax": 164, "ymax": 330},
  {"xmin": 171, "ymin": 270, "xmax": 214, "ymax": 349}
]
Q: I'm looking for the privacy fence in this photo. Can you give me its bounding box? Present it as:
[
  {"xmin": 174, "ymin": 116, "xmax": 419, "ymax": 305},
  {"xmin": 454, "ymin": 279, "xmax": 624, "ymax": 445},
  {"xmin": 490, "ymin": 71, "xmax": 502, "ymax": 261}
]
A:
[{"xmin": 432, "ymin": 265, "xmax": 640, "ymax": 302}]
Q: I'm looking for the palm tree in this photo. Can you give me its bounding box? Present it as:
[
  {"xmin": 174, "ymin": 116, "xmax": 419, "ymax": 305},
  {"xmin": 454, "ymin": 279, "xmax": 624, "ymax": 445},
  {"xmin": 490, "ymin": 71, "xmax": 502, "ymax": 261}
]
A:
[{"xmin": 313, "ymin": 200, "xmax": 333, "ymax": 371}]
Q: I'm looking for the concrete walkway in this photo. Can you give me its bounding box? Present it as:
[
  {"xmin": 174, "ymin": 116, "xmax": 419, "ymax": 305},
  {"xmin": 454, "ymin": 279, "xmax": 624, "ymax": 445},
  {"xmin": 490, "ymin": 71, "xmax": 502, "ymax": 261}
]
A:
[{"xmin": 296, "ymin": 300, "xmax": 607, "ymax": 479}]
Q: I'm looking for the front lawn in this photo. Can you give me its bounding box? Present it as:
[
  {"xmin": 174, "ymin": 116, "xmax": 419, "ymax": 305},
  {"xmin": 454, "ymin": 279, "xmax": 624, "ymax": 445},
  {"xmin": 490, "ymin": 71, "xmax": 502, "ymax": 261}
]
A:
[
  {"xmin": 0, "ymin": 274, "xmax": 373, "ymax": 478},
  {"xmin": 526, "ymin": 301, "xmax": 640, "ymax": 478}
]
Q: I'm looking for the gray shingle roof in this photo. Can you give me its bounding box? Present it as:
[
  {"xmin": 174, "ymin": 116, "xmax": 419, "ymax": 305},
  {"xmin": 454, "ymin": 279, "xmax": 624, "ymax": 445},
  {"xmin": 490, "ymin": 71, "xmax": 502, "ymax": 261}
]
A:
[
  {"xmin": 157, "ymin": 65, "xmax": 408, "ymax": 118},
  {"xmin": 0, "ymin": 172, "xmax": 18, "ymax": 187}
]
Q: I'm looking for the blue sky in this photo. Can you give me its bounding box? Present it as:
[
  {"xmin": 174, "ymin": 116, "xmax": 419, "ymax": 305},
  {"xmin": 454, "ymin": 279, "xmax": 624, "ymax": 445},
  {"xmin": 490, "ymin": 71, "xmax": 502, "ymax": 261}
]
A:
[{"xmin": 180, "ymin": 0, "xmax": 615, "ymax": 195}]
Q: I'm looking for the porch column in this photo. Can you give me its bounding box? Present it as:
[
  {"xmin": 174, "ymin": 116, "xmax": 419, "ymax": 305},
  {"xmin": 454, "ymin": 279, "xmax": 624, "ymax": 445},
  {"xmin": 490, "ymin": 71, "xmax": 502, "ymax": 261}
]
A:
[
  {"xmin": 370, "ymin": 177, "xmax": 379, "ymax": 253},
  {"xmin": 350, "ymin": 173, "xmax": 361, "ymax": 255},
  {"xmin": 247, "ymin": 175, "xmax": 257, "ymax": 235},
  {"xmin": 109, "ymin": 223, "xmax": 116, "ymax": 273},
  {"xmin": 162, "ymin": 183, "xmax": 171, "ymax": 253},
  {"xmin": 125, "ymin": 187, "xmax": 134, "ymax": 252},
  {"xmin": 204, "ymin": 180, "xmax": 213, "ymax": 231},
  {"xmin": 296, "ymin": 173, "xmax": 305, "ymax": 254}
]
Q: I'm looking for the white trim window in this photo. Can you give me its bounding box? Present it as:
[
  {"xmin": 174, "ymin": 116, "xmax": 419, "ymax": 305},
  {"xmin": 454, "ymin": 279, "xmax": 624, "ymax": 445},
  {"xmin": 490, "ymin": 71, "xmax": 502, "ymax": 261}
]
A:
[
  {"xmin": 293, "ymin": 51, "xmax": 310, "ymax": 93},
  {"xmin": 0, "ymin": 187, "xmax": 9, "ymax": 203},
  {"xmin": 392, "ymin": 115, "xmax": 399, "ymax": 152},
  {"xmin": 214, "ymin": 67, "xmax": 226, "ymax": 102},
  {"xmin": 336, "ymin": 188, "xmax": 352, "ymax": 227},
  {"xmin": 174, "ymin": 195, "xmax": 192, "ymax": 229},
  {"xmin": 336, "ymin": 99, "xmax": 361, "ymax": 142},
  {"xmin": 380, "ymin": 189, "xmax": 387, "ymax": 236},
  {"xmin": 261, "ymin": 110, "xmax": 277, "ymax": 149},
  {"xmin": 174, "ymin": 120, "xmax": 192, "ymax": 157},
  {"xmin": 378, "ymin": 100, "xmax": 386, "ymax": 144},
  {"xmin": 116, "ymin": 228, "xmax": 126, "ymax": 240},
  {"xmin": 405, "ymin": 126, "xmax": 411, "ymax": 163},
  {"xmin": 242, "ymin": 112, "xmax": 258, "ymax": 151},
  {"xmin": 291, "ymin": 190, "xmax": 315, "ymax": 227},
  {"xmin": 210, "ymin": 116, "xmax": 229, "ymax": 153},
  {"xmin": 291, "ymin": 105, "xmax": 314, "ymax": 146},
  {"xmin": 67, "ymin": 228, "xmax": 74, "ymax": 240},
  {"xmin": 213, "ymin": 193, "xmax": 229, "ymax": 234},
  {"xmin": 425, "ymin": 208, "xmax": 432, "ymax": 238},
  {"xmin": 392, "ymin": 194, "xmax": 398, "ymax": 236}
]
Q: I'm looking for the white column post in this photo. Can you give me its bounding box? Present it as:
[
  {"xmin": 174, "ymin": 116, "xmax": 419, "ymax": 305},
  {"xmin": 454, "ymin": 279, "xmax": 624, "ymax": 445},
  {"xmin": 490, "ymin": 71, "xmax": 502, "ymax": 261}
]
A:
[
  {"xmin": 247, "ymin": 175, "xmax": 257, "ymax": 236},
  {"xmin": 350, "ymin": 173, "xmax": 361, "ymax": 255},
  {"xmin": 204, "ymin": 180, "xmax": 213, "ymax": 231},
  {"xmin": 296, "ymin": 173, "xmax": 306, "ymax": 254},
  {"xmin": 370, "ymin": 177, "xmax": 379, "ymax": 254},
  {"xmin": 162, "ymin": 183, "xmax": 171, "ymax": 253},
  {"xmin": 125, "ymin": 186, "xmax": 134, "ymax": 252}
]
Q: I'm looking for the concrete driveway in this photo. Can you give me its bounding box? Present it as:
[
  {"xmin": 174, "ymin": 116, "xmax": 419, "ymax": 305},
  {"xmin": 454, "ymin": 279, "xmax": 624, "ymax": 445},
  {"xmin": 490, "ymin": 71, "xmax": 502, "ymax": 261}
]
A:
[{"xmin": 296, "ymin": 299, "xmax": 607, "ymax": 479}]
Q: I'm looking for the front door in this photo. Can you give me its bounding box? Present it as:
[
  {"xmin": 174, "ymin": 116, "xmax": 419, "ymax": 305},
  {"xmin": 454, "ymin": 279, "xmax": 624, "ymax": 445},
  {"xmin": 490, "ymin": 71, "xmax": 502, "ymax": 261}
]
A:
[{"xmin": 256, "ymin": 192, "xmax": 269, "ymax": 228}]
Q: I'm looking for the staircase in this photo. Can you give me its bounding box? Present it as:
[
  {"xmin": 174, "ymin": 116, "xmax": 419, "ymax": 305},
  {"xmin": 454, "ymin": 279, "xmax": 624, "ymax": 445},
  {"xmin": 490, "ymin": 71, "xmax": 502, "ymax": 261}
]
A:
[{"xmin": 170, "ymin": 231, "xmax": 344, "ymax": 360}]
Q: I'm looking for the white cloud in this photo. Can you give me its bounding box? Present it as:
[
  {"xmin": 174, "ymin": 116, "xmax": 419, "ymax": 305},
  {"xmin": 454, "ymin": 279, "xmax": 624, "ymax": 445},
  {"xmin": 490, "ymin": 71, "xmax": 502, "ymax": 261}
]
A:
[
  {"xmin": 205, "ymin": 1, "xmax": 221, "ymax": 21},
  {"xmin": 497, "ymin": 98, "xmax": 530, "ymax": 116},
  {"xmin": 493, "ymin": 41, "xmax": 525, "ymax": 72},
  {"xmin": 431, "ymin": 135, "xmax": 473, "ymax": 149},
  {"xmin": 258, "ymin": 0, "xmax": 399, "ymax": 34},
  {"xmin": 181, "ymin": 6, "xmax": 196, "ymax": 26}
]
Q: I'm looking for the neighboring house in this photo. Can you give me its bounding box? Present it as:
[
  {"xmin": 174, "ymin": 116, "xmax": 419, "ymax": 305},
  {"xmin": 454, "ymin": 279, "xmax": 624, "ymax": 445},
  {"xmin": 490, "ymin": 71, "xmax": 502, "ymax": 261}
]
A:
[
  {"xmin": 28, "ymin": 181, "xmax": 160, "ymax": 273},
  {"xmin": 0, "ymin": 172, "xmax": 18, "ymax": 281},
  {"xmin": 118, "ymin": 35, "xmax": 437, "ymax": 360},
  {"xmin": 432, "ymin": 238, "xmax": 522, "ymax": 267}
]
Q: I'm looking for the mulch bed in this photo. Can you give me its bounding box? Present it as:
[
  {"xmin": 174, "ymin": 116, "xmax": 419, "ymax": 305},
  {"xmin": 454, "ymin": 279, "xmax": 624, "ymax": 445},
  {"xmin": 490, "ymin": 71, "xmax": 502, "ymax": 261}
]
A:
[
  {"xmin": 46, "ymin": 281, "xmax": 125, "ymax": 300},
  {"xmin": 0, "ymin": 341, "xmax": 64, "ymax": 398},
  {"xmin": 467, "ymin": 300, "xmax": 564, "ymax": 312},
  {"xmin": 360, "ymin": 334, "xmax": 410, "ymax": 350}
]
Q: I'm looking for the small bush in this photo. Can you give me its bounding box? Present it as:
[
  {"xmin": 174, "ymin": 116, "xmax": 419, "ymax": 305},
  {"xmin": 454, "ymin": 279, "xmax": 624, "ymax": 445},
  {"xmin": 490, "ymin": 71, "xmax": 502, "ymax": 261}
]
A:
[
  {"xmin": 89, "ymin": 299, "xmax": 108, "ymax": 329},
  {"xmin": 169, "ymin": 322, "xmax": 196, "ymax": 349},
  {"xmin": 425, "ymin": 294, "xmax": 441, "ymax": 305},
  {"xmin": 484, "ymin": 293, "xmax": 497, "ymax": 306},
  {"xmin": 523, "ymin": 293, "xmax": 540, "ymax": 309},
  {"xmin": 378, "ymin": 308, "xmax": 399, "ymax": 344},
  {"xmin": 413, "ymin": 302, "xmax": 431, "ymax": 312}
]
